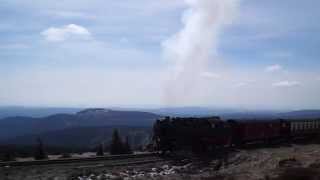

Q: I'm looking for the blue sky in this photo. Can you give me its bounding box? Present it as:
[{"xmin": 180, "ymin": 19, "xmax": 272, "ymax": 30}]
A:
[{"xmin": 0, "ymin": 0, "xmax": 319, "ymax": 109}]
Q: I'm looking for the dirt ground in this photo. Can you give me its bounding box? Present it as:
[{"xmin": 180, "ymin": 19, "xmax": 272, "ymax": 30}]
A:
[{"xmin": 2, "ymin": 144, "xmax": 320, "ymax": 180}]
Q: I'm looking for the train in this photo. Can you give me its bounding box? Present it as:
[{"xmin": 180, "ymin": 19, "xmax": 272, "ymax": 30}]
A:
[{"xmin": 152, "ymin": 117, "xmax": 320, "ymax": 153}]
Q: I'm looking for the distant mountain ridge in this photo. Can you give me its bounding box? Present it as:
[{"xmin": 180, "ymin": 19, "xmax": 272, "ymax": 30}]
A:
[
  {"xmin": 0, "ymin": 106, "xmax": 81, "ymax": 119},
  {"xmin": 278, "ymin": 110, "xmax": 320, "ymax": 119},
  {"xmin": 2, "ymin": 106, "xmax": 320, "ymax": 119},
  {"xmin": 0, "ymin": 108, "xmax": 160, "ymax": 141},
  {"xmin": 220, "ymin": 110, "xmax": 320, "ymax": 120}
]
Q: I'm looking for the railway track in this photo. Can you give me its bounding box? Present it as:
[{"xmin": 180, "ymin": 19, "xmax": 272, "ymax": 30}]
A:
[{"xmin": 0, "ymin": 153, "xmax": 162, "ymax": 167}]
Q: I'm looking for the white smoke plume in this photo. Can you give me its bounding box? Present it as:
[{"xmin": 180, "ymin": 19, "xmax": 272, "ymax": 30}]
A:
[{"xmin": 162, "ymin": 0, "xmax": 240, "ymax": 106}]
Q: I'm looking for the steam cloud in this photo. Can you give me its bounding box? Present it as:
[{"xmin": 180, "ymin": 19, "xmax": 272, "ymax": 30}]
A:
[{"xmin": 163, "ymin": 0, "xmax": 240, "ymax": 105}]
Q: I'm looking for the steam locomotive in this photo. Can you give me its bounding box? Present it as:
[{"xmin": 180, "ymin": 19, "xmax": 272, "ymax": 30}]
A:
[{"xmin": 152, "ymin": 117, "xmax": 320, "ymax": 153}]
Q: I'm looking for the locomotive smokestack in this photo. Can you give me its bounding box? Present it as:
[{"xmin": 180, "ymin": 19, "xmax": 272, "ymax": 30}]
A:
[{"xmin": 162, "ymin": 0, "xmax": 240, "ymax": 105}]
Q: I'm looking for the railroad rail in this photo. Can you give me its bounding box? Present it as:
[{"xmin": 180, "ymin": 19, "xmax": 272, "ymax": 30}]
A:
[{"xmin": 0, "ymin": 152, "xmax": 160, "ymax": 167}]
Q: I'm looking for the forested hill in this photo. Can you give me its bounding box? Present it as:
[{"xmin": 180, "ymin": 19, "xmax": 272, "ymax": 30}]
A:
[{"xmin": 0, "ymin": 108, "xmax": 161, "ymax": 141}]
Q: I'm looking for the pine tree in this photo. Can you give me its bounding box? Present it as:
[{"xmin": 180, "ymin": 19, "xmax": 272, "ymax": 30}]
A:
[
  {"xmin": 110, "ymin": 129, "xmax": 125, "ymax": 155},
  {"xmin": 2, "ymin": 149, "xmax": 15, "ymax": 162},
  {"xmin": 96, "ymin": 143, "xmax": 104, "ymax": 156},
  {"xmin": 34, "ymin": 138, "xmax": 48, "ymax": 160},
  {"xmin": 124, "ymin": 136, "xmax": 133, "ymax": 154}
]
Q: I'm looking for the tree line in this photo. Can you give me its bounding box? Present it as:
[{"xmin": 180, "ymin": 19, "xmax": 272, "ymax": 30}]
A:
[
  {"xmin": 96, "ymin": 129, "xmax": 132, "ymax": 156},
  {"xmin": 0, "ymin": 129, "xmax": 132, "ymax": 161}
]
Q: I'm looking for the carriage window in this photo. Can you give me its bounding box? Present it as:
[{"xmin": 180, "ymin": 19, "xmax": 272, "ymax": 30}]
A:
[
  {"xmin": 308, "ymin": 121, "xmax": 311, "ymax": 129},
  {"xmin": 293, "ymin": 123, "xmax": 296, "ymax": 130},
  {"xmin": 211, "ymin": 123, "xmax": 216, "ymax": 128},
  {"xmin": 292, "ymin": 123, "xmax": 297, "ymax": 131},
  {"xmin": 313, "ymin": 121, "xmax": 315, "ymax": 129}
]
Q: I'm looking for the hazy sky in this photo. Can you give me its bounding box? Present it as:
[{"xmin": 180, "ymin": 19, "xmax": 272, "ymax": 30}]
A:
[{"xmin": 0, "ymin": 0, "xmax": 319, "ymax": 109}]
